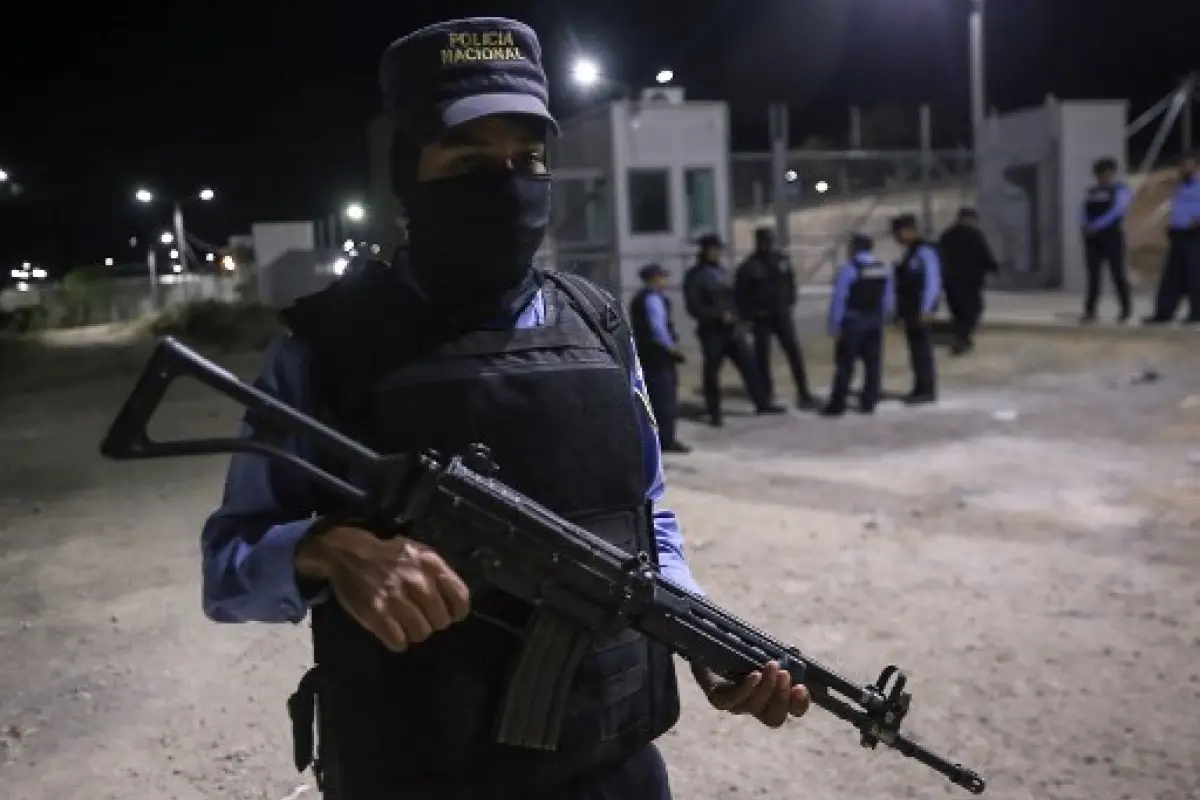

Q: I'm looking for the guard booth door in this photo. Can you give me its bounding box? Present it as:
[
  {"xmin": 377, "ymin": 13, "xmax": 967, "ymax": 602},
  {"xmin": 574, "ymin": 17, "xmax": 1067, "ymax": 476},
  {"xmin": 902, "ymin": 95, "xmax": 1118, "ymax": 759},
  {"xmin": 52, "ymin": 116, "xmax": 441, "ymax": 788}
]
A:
[{"xmin": 546, "ymin": 167, "xmax": 617, "ymax": 291}]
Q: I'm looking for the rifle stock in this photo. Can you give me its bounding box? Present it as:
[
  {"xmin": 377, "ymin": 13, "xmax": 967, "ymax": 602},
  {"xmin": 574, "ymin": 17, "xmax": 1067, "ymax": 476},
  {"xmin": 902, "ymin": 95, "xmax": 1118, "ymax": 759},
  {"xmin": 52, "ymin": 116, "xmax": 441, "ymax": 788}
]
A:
[{"xmin": 100, "ymin": 337, "xmax": 986, "ymax": 795}]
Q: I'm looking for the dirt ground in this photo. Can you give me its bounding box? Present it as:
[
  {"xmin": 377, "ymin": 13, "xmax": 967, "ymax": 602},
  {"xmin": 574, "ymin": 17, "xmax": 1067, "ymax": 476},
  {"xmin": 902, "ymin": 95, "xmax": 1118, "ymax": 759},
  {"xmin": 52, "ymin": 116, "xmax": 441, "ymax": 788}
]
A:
[{"xmin": 1, "ymin": 328, "xmax": 1198, "ymax": 800}]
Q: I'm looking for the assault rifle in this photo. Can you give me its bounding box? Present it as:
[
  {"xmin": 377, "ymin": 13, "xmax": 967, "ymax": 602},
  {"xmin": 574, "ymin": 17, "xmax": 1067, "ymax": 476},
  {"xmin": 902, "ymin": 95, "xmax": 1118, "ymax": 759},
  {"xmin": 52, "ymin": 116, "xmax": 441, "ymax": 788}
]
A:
[{"xmin": 99, "ymin": 337, "xmax": 986, "ymax": 795}]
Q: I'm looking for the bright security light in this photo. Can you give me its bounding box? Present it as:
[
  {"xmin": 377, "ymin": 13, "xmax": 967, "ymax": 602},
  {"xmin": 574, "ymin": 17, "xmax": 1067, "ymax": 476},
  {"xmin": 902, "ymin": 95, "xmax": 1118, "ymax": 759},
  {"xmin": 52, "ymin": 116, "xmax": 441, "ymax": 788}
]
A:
[
  {"xmin": 655, "ymin": 69, "xmax": 673, "ymax": 85},
  {"xmin": 135, "ymin": 188, "xmax": 154, "ymax": 203},
  {"xmin": 160, "ymin": 232, "xmax": 174, "ymax": 244},
  {"xmin": 815, "ymin": 180, "xmax": 830, "ymax": 193},
  {"xmin": 572, "ymin": 58, "xmax": 600, "ymax": 87},
  {"xmin": 198, "ymin": 188, "xmax": 215, "ymax": 201},
  {"xmin": 344, "ymin": 202, "xmax": 366, "ymax": 222}
]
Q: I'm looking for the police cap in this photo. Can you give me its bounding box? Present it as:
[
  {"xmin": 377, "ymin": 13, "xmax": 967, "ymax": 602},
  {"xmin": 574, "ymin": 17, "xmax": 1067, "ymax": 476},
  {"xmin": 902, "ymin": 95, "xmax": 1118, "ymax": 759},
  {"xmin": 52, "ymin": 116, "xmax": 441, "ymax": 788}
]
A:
[
  {"xmin": 639, "ymin": 263, "xmax": 668, "ymax": 281},
  {"xmin": 696, "ymin": 233, "xmax": 724, "ymax": 249},
  {"xmin": 890, "ymin": 214, "xmax": 918, "ymax": 234},
  {"xmin": 379, "ymin": 18, "xmax": 559, "ymax": 145},
  {"xmin": 1092, "ymin": 157, "xmax": 1118, "ymax": 175},
  {"xmin": 849, "ymin": 233, "xmax": 874, "ymax": 252}
]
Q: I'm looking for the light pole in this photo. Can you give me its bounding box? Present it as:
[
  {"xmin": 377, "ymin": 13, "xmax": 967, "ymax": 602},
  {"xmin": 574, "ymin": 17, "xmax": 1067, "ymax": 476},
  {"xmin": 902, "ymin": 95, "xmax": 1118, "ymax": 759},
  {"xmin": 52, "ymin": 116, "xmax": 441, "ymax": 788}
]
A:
[
  {"xmin": 135, "ymin": 186, "xmax": 215, "ymax": 303},
  {"xmin": 968, "ymin": 0, "xmax": 985, "ymax": 143}
]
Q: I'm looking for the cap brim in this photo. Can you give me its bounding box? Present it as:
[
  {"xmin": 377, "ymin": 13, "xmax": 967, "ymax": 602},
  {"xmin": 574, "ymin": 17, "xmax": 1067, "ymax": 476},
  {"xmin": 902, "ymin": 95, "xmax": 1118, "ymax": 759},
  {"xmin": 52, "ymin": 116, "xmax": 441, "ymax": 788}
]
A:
[{"xmin": 439, "ymin": 93, "xmax": 560, "ymax": 135}]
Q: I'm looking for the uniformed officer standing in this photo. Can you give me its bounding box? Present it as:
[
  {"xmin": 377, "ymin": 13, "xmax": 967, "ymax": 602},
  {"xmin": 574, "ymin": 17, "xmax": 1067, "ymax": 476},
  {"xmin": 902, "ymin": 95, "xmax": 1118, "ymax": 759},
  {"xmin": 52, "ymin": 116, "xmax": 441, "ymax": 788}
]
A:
[
  {"xmin": 1144, "ymin": 153, "xmax": 1200, "ymax": 325},
  {"xmin": 937, "ymin": 207, "xmax": 998, "ymax": 354},
  {"xmin": 199, "ymin": 19, "xmax": 809, "ymax": 800},
  {"xmin": 890, "ymin": 214, "xmax": 942, "ymax": 404},
  {"xmin": 684, "ymin": 233, "xmax": 785, "ymax": 426},
  {"xmin": 630, "ymin": 263, "xmax": 690, "ymax": 454},
  {"xmin": 1079, "ymin": 157, "xmax": 1134, "ymax": 323},
  {"xmin": 820, "ymin": 234, "xmax": 893, "ymax": 417},
  {"xmin": 734, "ymin": 227, "xmax": 816, "ymax": 409}
]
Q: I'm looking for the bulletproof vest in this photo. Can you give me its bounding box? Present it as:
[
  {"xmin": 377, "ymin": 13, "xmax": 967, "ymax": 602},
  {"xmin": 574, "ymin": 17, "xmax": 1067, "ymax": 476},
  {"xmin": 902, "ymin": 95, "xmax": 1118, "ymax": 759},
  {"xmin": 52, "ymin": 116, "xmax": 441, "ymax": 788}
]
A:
[
  {"xmin": 629, "ymin": 288, "xmax": 677, "ymax": 371},
  {"xmin": 847, "ymin": 260, "xmax": 889, "ymax": 315},
  {"xmin": 739, "ymin": 251, "xmax": 793, "ymax": 315},
  {"xmin": 895, "ymin": 243, "xmax": 929, "ymax": 319},
  {"xmin": 286, "ymin": 269, "xmax": 680, "ymax": 799},
  {"xmin": 1084, "ymin": 184, "xmax": 1122, "ymax": 233}
]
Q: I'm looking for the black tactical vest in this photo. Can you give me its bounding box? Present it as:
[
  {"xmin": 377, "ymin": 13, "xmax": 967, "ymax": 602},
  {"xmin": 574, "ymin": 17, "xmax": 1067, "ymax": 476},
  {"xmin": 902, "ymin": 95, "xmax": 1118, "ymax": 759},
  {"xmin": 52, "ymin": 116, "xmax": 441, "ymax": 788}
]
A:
[
  {"xmin": 895, "ymin": 243, "xmax": 929, "ymax": 320},
  {"xmin": 846, "ymin": 260, "xmax": 889, "ymax": 316},
  {"xmin": 1084, "ymin": 183, "xmax": 1123, "ymax": 235},
  {"xmin": 629, "ymin": 288, "xmax": 677, "ymax": 371},
  {"xmin": 285, "ymin": 268, "xmax": 680, "ymax": 800}
]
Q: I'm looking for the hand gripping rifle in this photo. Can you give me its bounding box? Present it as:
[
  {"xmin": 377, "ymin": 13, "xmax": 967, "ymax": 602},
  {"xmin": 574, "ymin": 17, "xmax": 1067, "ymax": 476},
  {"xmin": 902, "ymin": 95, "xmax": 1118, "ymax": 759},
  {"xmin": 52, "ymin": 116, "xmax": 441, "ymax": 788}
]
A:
[{"xmin": 99, "ymin": 337, "xmax": 986, "ymax": 795}]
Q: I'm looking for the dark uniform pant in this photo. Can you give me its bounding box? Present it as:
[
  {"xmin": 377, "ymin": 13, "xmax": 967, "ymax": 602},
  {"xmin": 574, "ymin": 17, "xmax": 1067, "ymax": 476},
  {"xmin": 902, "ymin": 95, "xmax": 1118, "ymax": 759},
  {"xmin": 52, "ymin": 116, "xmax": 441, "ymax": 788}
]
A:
[
  {"xmin": 1083, "ymin": 234, "xmax": 1131, "ymax": 317},
  {"xmin": 641, "ymin": 366, "xmax": 680, "ymax": 447},
  {"xmin": 943, "ymin": 281, "xmax": 985, "ymax": 345},
  {"xmin": 903, "ymin": 319, "xmax": 937, "ymax": 396},
  {"xmin": 1151, "ymin": 232, "xmax": 1200, "ymax": 321},
  {"xmin": 698, "ymin": 325, "xmax": 768, "ymax": 421},
  {"xmin": 751, "ymin": 312, "xmax": 811, "ymax": 400},
  {"xmin": 827, "ymin": 321, "xmax": 883, "ymax": 411},
  {"xmin": 541, "ymin": 744, "xmax": 672, "ymax": 800}
]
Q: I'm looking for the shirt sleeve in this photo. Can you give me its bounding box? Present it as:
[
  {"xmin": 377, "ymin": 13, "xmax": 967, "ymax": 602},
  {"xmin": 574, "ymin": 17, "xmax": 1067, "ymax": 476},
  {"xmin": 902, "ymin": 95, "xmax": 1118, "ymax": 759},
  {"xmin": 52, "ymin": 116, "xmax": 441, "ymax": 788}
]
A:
[
  {"xmin": 827, "ymin": 263, "xmax": 853, "ymax": 335},
  {"xmin": 920, "ymin": 246, "xmax": 943, "ymax": 314},
  {"xmin": 629, "ymin": 342, "xmax": 704, "ymax": 595},
  {"xmin": 1090, "ymin": 184, "xmax": 1134, "ymax": 230},
  {"xmin": 883, "ymin": 267, "xmax": 896, "ymax": 318},
  {"xmin": 199, "ymin": 333, "xmax": 329, "ymax": 624},
  {"xmin": 644, "ymin": 293, "xmax": 676, "ymax": 349}
]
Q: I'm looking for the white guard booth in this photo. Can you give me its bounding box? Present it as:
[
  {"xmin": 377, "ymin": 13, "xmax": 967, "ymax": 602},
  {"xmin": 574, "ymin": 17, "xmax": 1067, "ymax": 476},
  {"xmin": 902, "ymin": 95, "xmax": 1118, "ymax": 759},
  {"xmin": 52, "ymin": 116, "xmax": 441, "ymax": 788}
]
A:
[
  {"xmin": 543, "ymin": 88, "xmax": 732, "ymax": 308},
  {"xmin": 977, "ymin": 97, "xmax": 1127, "ymax": 293}
]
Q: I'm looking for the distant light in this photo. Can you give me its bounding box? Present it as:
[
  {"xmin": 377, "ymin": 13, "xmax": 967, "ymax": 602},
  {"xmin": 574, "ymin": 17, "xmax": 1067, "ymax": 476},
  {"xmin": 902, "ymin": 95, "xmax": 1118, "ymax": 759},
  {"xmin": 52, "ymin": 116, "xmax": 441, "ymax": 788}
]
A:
[
  {"xmin": 135, "ymin": 188, "xmax": 154, "ymax": 203},
  {"xmin": 205, "ymin": 252, "xmax": 215, "ymax": 262},
  {"xmin": 160, "ymin": 232, "xmax": 174, "ymax": 244},
  {"xmin": 128, "ymin": 236, "xmax": 138, "ymax": 248},
  {"xmin": 370, "ymin": 244, "xmax": 380, "ymax": 255},
  {"xmin": 21, "ymin": 261, "xmax": 30, "ymax": 269},
  {"xmin": 344, "ymin": 202, "xmax": 366, "ymax": 222},
  {"xmin": 655, "ymin": 69, "xmax": 673, "ymax": 85},
  {"xmin": 343, "ymin": 238, "xmax": 355, "ymax": 252},
  {"xmin": 16, "ymin": 281, "xmax": 28, "ymax": 292},
  {"xmin": 0, "ymin": 169, "xmax": 8, "ymax": 182},
  {"xmin": 31, "ymin": 268, "xmax": 47, "ymax": 279},
  {"xmin": 171, "ymin": 263, "xmax": 182, "ymax": 273},
  {"xmin": 198, "ymin": 188, "xmax": 215, "ymax": 201},
  {"xmin": 815, "ymin": 180, "xmax": 829, "ymax": 194},
  {"xmin": 332, "ymin": 257, "xmax": 349, "ymax": 276},
  {"xmin": 9, "ymin": 269, "xmax": 26, "ymax": 279},
  {"xmin": 572, "ymin": 57, "xmax": 600, "ymax": 88},
  {"xmin": 221, "ymin": 255, "xmax": 236, "ymax": 271},
  {"xmin": 784, "ymin": 170, "xmax": 798, "ymax": 183},
  {"xmin": 105, "ymin": 257, "xmax": 114, "ymax": 266}
]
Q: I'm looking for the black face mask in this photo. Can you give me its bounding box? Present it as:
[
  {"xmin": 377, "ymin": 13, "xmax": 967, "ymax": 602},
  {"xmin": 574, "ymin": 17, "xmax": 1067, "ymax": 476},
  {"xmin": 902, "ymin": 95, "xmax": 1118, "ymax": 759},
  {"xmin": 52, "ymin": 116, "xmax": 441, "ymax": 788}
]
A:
[{"xmin": 406, "ymin": 169, "xmax": 551, "ymax": 310}]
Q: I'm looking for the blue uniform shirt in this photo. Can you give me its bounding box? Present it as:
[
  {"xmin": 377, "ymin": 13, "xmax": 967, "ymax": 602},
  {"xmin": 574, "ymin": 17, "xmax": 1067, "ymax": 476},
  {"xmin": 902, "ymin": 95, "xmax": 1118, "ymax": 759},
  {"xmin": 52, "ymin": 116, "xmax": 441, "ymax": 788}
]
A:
[
  {"xmin": 1081, "ymin": 182, "xmax": 1133, "ymax": 231},
  {"xmin": 1168, "ymin": 176, "xmax": 1200, "ymax": 231},
  {"xmin": 201, "ymin": 288, "xmax": 704, "ymax": 625},
  {"xmin": 643, "ymin": 291, "xmax": 677, "ymax": 349},
  {"xmin": 828, "ymin": 252, "xmax": 895, "ymax": 335},
  {"xmin": 901, "ymin": 244, "xmax": 942, "ymax": 315}
]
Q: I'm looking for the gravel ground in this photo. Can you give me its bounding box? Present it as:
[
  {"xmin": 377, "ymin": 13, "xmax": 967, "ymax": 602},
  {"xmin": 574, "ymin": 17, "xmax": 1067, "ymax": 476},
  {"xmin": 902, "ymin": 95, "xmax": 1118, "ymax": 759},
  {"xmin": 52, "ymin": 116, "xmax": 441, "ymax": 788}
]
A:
[{"xmin": 0, "ymin": 329, "xmax": 1198, "ymax": 800}]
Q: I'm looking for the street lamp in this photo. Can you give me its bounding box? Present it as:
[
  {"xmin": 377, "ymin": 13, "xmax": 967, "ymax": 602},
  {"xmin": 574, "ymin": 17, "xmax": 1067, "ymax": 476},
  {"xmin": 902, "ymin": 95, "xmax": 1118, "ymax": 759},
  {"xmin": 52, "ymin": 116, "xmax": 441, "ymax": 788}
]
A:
[
  {"xmin": 160, "ymin": 232, "xmax": 174, "ymax": 244},
  {"xmin": 135, "ymin": 188, "xmax": 153, "ymax": 203},
  {"xmin": 0, "ymin": 168, "xmax": 8, "ymax": 182},
  {"xmin": 198, "ymin": 188, "xmax": 215, "ymax": 201},
  {"xmin": 572, "ymin": 57, "xmax": 600, "ymax": 88},
  {"xmin": 105, "ymin": 257, "xmax": 114, "ymax": 266},
  {"xmin": 655, "ymin": 69, "xmax": 673, "ymax": 85},
  {"xmin": 344, "ymin": 202, "xmax": 366, "ymax": 222}
]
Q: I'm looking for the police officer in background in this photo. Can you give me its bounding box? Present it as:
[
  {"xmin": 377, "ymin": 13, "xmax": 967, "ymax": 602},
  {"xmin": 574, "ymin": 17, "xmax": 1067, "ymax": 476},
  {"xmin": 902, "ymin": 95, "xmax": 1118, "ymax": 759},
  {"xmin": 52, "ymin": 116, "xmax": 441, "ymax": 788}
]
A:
[
  {"xmin": 1080, "ymin": 157, "xmax": 1134, "ymax": 323},
  {"xmin": 821, "ymin": 234, "xmax": 893, "ymax": 417},
  {"xmin": 684, "ymin": 233, "xmax": 786, "ymax": 426},
  {"xmin": 734, "ymin": 227, "xmax": 816, "ymax": 409},
  {"xmin": 937, "ymin": 207, "xmax": 998, "ymax": 354},
  {"xmin": 630, "ymin": 263, "xmax": 690, "ymax": 454},
  {"xmin": 891, "ymin": 214, "xmax": 942, "ymax": 404},
  {"xmin": 1144, "ymin": 152, "xmax": 1200, "ymax": 325},
  {"xmin": 200, "ymin": 18, "xmax": 808, "ymax": 800}
]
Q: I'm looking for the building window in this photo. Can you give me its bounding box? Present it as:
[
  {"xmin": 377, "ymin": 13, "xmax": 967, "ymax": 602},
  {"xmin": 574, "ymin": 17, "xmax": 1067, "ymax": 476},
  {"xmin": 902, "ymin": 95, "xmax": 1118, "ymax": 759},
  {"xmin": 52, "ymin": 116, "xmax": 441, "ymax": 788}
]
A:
[
  {"xmin": 627, "ymin": 169, "xmax": 671, "ymax": 235},
  {"xmin": 552, "ymin": 176, "xmax": 611, "ymax": 245},
  {"xmin": 684, "ymin": 167, "xmax": 717, "ymax": 238}
]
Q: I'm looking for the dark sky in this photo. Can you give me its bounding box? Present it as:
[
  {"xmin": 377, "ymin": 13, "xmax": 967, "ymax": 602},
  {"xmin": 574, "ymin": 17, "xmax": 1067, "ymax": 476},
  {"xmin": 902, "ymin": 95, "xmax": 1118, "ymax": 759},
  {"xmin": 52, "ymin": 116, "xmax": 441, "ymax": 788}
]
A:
[{"xmin": 0, "ymin": 0, "xmax": 1195, "ymax": 270}]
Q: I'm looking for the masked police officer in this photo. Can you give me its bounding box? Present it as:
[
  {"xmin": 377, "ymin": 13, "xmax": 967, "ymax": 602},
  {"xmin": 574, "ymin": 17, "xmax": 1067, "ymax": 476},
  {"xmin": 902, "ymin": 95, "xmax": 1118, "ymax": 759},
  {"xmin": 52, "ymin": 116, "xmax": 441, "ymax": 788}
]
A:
[
  {"xmin": 630, "ymin": 263, "xmax": 690, "ymax": 454},
  {"xmin": 1080, "ymin": 157, "xmax": 1134, "ymax": 323},
  {"xmin": 734, "ymin": 227, "xmax": 816, "ymax": 409},
  {"xmin": 891, "ymin": 214, "xmax": 942, "ymax": 404},
  {"xmin": 820, "ymin": 234, "xmax": 893, "ymax": 417},
  {"xmin": 199, "ymin": 18, "xmax": 808, "ymax": 800},
  {"xmin": 1144, "ymin": 152, "xmax": 1200, "ymax": 325},
  {"xmin": 684, "ymin": 233, "xmax": 785, "ymax": 426},
  {"xmin": 937, "ymin": 207, "xmax": 998, "ymax": 354}
]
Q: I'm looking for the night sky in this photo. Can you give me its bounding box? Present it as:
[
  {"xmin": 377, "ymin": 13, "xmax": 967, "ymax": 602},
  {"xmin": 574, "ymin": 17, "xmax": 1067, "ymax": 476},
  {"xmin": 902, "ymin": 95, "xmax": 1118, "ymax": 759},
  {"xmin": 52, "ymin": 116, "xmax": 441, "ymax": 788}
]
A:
[{"xmin": 0, "ymin": 0, "xmax": 1195, "ymax": 272}]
